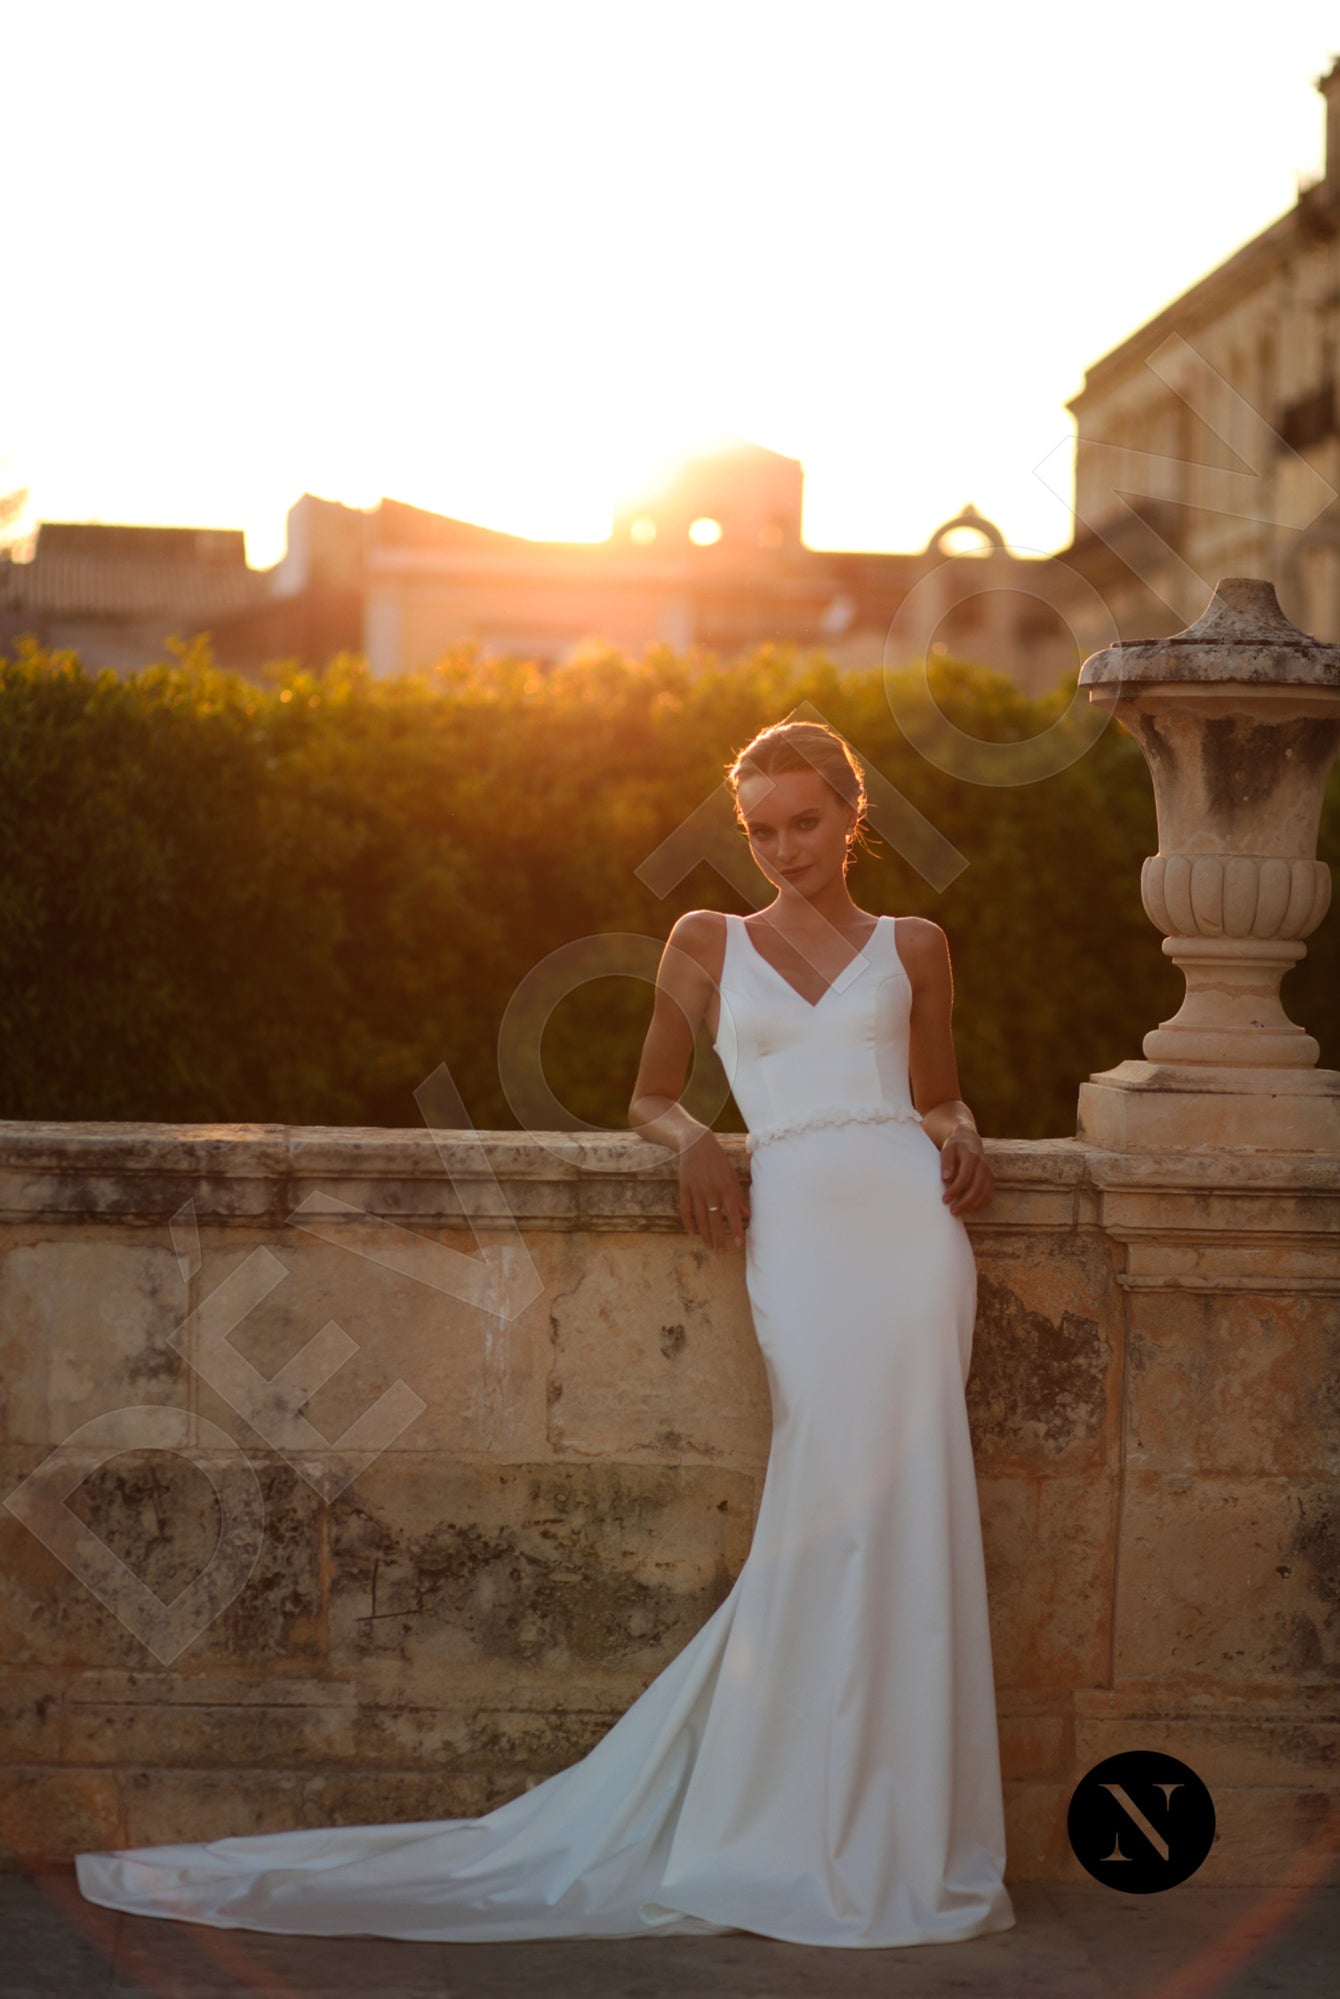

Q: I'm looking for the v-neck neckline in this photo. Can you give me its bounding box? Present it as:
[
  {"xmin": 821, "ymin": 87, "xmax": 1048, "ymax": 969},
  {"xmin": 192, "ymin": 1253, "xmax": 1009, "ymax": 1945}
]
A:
[{"xmin": 737, "ymin": 912, "xmax": 885, "ymax": 1010}]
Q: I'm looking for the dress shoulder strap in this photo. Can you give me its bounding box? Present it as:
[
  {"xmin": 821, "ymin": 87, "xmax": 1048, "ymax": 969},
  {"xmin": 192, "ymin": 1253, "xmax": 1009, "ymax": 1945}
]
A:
[{"xmin": 715, "ymin": 909, "xmax": 737, "ymax": 987}]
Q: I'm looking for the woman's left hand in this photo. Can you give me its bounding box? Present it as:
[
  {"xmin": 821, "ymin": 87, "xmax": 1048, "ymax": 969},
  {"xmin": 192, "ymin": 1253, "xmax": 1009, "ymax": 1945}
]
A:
[{"xmin": 939, "ymin": 1131, "xmax": 994, "ymax": 1217}]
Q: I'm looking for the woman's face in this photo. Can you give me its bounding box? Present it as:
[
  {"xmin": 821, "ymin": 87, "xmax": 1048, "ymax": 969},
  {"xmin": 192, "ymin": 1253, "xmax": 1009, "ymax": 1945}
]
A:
[{"xmin": 736, "ymin": 769, "xmax": 852, "ymax": 894}]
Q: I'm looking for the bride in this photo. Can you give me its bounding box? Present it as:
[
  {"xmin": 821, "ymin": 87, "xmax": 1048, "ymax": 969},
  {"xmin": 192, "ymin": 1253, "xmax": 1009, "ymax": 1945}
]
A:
[
  {"xmin": 76, "ymin": 715, "xmax": 1014, "ymax": 1950},
  {"xmin": 632, "ymin": 719, "xmax": 996, "ymax": 1236}
]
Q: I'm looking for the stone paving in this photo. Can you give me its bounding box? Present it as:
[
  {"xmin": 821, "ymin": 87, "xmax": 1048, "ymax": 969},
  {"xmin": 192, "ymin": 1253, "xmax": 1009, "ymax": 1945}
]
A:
[{"xmin": 2, "ymin": 1863, "xmax": 1335, "ymax": 1997}]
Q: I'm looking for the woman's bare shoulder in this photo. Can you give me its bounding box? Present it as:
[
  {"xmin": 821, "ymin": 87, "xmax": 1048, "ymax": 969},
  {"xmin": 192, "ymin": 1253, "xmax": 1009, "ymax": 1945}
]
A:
[
  {"xmin": 893, "ymin": 916, "xmax": 951, "ymax": 973},
  {"xmin": 664, "ymin": 909, "xmax": 729, "ymax": 981}
]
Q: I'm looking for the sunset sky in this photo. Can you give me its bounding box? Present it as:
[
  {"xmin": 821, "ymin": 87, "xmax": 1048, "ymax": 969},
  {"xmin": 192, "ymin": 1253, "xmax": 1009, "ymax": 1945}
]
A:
[{"xmin": 3, "ymin": 2, "xmax": 1336, "ymax": 570}]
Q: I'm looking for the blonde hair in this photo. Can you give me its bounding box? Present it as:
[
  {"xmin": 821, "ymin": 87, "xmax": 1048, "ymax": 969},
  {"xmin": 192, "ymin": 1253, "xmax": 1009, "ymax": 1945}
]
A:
[{"xmin": 725, "ymin": 717, "xmax": 879, "ymax": 871}]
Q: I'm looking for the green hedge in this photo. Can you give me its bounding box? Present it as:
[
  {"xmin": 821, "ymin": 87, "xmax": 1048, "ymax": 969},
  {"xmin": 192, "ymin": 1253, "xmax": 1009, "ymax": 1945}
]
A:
[{"xmin": 1, "ymin": 634, "xmax": 1335, "ymax": 1140}]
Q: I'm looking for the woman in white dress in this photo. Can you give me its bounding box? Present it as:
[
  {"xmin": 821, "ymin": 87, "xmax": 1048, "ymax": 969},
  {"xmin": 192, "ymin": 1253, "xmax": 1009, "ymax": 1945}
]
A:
[
  {"xmin": 75, "ymin": 716, "xmax": 1013, "ymax": 1949},
  {"xmin": 621, "ymin": 717, "xmax": 1014, "ymax": 1946}
]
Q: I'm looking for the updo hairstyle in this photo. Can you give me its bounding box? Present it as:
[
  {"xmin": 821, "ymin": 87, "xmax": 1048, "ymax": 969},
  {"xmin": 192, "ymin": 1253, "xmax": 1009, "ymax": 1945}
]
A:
[{"xmin": 725, "ymin": 717, "xmax": 879, "ymax": 873}]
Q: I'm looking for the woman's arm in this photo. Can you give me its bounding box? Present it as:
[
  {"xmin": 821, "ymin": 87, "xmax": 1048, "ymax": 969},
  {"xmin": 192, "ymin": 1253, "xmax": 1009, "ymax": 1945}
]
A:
[
  {"xmin": 628, "ymin": 912, "xmax": 751, "ymax": 1250},
  {"xmin": 900, "ymin": 918, "xmax": 995, "ymax": 1217},
  {"xmin": 628, "ymin": 912, "xmax": 716, "ymax": 1154}
]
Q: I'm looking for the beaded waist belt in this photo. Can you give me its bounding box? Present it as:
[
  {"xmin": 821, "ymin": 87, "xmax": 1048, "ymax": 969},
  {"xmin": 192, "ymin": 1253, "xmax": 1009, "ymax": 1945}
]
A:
[{"xmin": 745, "ymin": 1104, "xmax": 924, "ymax": 1154}]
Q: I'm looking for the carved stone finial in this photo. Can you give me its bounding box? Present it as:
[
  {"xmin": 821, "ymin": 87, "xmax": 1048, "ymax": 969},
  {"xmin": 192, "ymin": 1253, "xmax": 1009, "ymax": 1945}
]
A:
[
  {"xmin": 1079, "ymin": 575, "xmax": 1340, "ymax": 687},
  {"xmin": 1076, "ymin": 577, "xmax": 1340, "ymax": 1152}
]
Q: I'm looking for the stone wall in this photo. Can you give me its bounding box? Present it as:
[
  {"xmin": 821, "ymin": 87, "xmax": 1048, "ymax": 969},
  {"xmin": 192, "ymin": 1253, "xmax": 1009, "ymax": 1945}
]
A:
[{"xmin": 0, "ymin": 1120, "xmax": 1334, "ymax": 1883}]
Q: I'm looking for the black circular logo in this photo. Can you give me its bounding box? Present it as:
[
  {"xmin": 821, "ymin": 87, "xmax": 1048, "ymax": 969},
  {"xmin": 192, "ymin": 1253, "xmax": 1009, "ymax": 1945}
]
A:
[{"xmin": 1067, "ymin": 1750, "xmax": 1215, "ymax": 1892}]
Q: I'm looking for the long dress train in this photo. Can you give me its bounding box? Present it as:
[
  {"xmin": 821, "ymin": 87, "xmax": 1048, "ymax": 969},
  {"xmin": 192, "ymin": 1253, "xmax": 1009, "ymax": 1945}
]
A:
[{"xmin": 74, "ymin": 911, "xmax": 1015, "ymax": 1949}]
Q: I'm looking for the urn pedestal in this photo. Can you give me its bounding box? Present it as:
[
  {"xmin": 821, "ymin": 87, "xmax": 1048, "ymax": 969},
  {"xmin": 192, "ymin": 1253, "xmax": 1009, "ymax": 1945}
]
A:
[{"xmin": 1075, "ymin": 577, "xmax": 1340, "ymax": 1152}]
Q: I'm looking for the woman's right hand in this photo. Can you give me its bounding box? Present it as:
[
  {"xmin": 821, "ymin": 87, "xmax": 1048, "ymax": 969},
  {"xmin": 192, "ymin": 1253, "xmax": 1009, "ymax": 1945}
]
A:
[{"xmin": 678, "ymin": 1131, "xmax": 750, "ymax": 1251}]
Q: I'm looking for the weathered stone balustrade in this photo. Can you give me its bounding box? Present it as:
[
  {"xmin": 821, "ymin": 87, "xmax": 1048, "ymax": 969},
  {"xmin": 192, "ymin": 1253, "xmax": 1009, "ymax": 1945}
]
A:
[{"xmin": 0, "ymin": 1123, "xmax": 1335, "ymax": 1883}]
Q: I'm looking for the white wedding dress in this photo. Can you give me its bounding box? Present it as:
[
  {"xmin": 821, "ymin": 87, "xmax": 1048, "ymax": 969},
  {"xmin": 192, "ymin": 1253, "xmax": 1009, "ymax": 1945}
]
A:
[{"xmin": 75, "ymin": 911, "xmax": 1014, "ymax": 1949}]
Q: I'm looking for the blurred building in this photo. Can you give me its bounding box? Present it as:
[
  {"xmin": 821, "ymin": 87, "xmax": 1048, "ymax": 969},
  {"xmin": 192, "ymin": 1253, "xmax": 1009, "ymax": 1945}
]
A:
[
  {"xmin": 1058, "ymin": 53, "xmax": 1340, "ymax": 652},
  {"xmin": 0, "ymin": 522, "xmax": 268, "ymax": 673},
  {"xmin": 0, "ymin": 443, "xmax": 1077, "ymax": 693},
  {"xmin": 250, "ymin": 453, "xmax": 1072, "ymax": 691}
]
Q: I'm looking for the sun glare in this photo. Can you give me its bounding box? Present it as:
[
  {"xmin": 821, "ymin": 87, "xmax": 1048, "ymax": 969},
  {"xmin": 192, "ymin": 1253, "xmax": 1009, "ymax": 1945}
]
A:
[{"xmin": 3, "ymin": 6, "xmax": 1335, "ymax": 570}]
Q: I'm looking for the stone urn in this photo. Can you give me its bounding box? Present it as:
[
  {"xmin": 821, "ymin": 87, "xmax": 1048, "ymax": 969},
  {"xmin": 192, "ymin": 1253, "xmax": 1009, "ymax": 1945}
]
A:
[{"xmin": 1075, "ymin": 576, "xmax": 1340, "ymax": 1151}]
